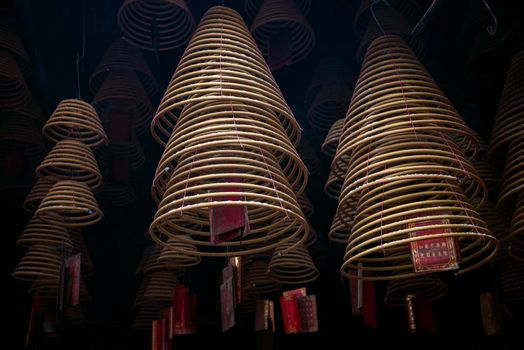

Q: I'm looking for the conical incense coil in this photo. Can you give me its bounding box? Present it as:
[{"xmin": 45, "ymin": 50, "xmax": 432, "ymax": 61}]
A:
[
  {"xmin": 69, "ymin": 229, "xmax": 95, "ymax": 276},
  {"xmin": 15, "ymin": 95, "xmax": 45, "ymax": 124},
  {"xmin": 324, "ymin": 171, "xmax": 343, "ymax": 200},
  {"xmin": 23, "ymin": 176, "xmax": 60, "ymax": 213},
  {"xmin": 328, "ymin": 214, "xmax": 350, "ymax": 245},
  {"xmin": 143, "ymin": 270, "xmax": 179, "ymax": 301},
  {"xmin": 150, "ymin": 142, "xmax": 308, "ymax": 257},
  {"xmin": 476, "ymin": 201, "xmax": 510, "ymax": 242},
  {"xmin": 268, "ymin": 239, "xmax": 319, "ymax": 284},
  {"xmin": 508, "ymin": 195, "xmax": 524, "ymax": 259},
  {"xmin": 158, "ymin": 237, "xmax": 202, "ymax": 268},
  {"xmin": 384, "ymin": 273, "xmax": 448, "ymax": 307},
  {"xmin": 473, "ymin": 159, "xmax": 501, "ymax": 197},
  {"xmin": 29, "ymin": 276, "xmax": 89, "ymax": 302},
  {"xmin": 151, "ymin": 6, "xmax": 299, "ymax": 147},
  {"xmin": 304, "ymin": 224, "xmax": 317, "ymax": 247},
  {"xmin": 36, "ymin": 180, "xmax": 103, "ymax": 227},
  {"xmin": 0, "ymin": 23, "xmax": 31, "ymax": 76},
  {"xmin": 142, "ymin": 245, "xmax": 187, "ymax": 276},
  {"xmin": 297, "ymin": 138, "xmax": 324, "ymax": 176},
  {"xmin": 0, "ymin": 53, "xmax": 30, "ymax": 110},
  {"xmin": 17, "ymin": 215, "xmax": 73, "ymax": 249},
  {"xmin": 305, "ymin": 56, "xmax": 352, "ymax": 108},
  {"xmin": 244, "ymin": 256, "xmax": 282, "ymax": 296},
  {"xmin": 36, "ymin": 140, "xmax": 102, "ymax": 190},
  {"xmin": 97, "ymin": 136, "xmax": 145, "ymax": 170},
  {"xmin": 95, "ymin": 183, "xmax": 137, "ymax": 208},
  {"xmin": 341, "ymin": 174, "xmax": 498, "ymax": 280},
  {"xmin": 92, "ymin": 69, "xmax": 153, "ymax": 136},
  {"xmin": 297, "ymin": 192, "xmax": 313, "ymax": 218},
  {"xmin": 117, "ymin": 0, "xmax": 195, "ymax": 52},
  {"xmin": 500, "ymin": 254, "xmax": 524, "ymax": 302},
  {"xmin": 43, "ymin": 99, "xmax": 108, "ymax": 148},
  {"xmin": 0, "ymin": 115, "xmax": 47, "ymax": 164},
  {"xmin": 89, "ymin": 37, "xmax": 158, "ymax": 96},
  {"xmin": 132, "ymin": 302, "xmax": 164, "ymax": 330},
  {"xmin": 11, "ymin": 245, "xmax": 63, "ymax": 282},
  {"xmin": 306, "ymin": 84, "xmax": 350, "ymax": 132},
  {"xmin": 245, "ymin": 0, "xmax": 310, "ymax": 21},
  {"xmin": 498, "ymin": 136, "xmax": 524, "ymax": 206},
  {"xmin": 321, "ymin": 118, "xmax": 344, "ymax": 158}
]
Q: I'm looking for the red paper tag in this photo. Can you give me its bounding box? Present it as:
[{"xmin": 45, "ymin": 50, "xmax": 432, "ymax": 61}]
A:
[
  {"xmin": 66, "ymin": 254, "xmax": 81, "ymax": 306},
  {"xmin": 283, "ymin": 288, "xmax": 307, "ymax": 299},
  {"xmin": 220, "ymin": 276, "xmax": 235, "ymax": 332},
  {"xmin": 109, "ymin": 110, "xmax": 132, "ymax": 142},
  {"xmin": 152, "ymin": 319, "xmax": 166, "ymax": 350},
  {"xmin": 349, "ymin": 273, "xmax": 363, "ymax": 315},
  {"xmin": 164, "ymin": 308, "xmax": 173, "ymax": 340},
  {"xmin": 25, "ymin": 296, "xmax": 43, "ymax": 349},
  {"xmin": 229, "ymin": 257, "xmax": 242, "ymax": 304},
  {"xmin": 222, "ymin": 265, "xmax": 236, "ymax": 307},
  {"xmin": 363, "ymin": 281, "xmax": 376, "ymax": 329},
  {"xmin": 298, "ymin": 295, "xmax": 319, "ymax": 333},
  {"xmin": 172, "ymin": 285, "xmax": 189, "ymax": 335},
  {"xmin": 279, "ymin": 296, "xmax": 302, "ymax": 334},
  {"xmin": 410, "ymin": 294, "xmax": 437, "ymax": 335},
  {"xmin": 255, "ymin": 300, "xmax": 270, "ymax": 332},
  {"xmin": 268, "ymin": 29, "xmax": 292, "ymax": 71}
]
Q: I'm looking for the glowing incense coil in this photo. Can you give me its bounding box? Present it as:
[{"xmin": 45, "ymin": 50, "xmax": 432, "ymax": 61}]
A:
[
  {"xmin": 245, "ymin": 0, "xmax": 310, "ymax": 21},
  {"xmin": 89, "ymin": 37, "xmax": 158, "ymax": 96},
  {"xmin": 321, "ymin": 118, "xmax": 344, "ymax": 158},
  {"xmin": 384, "ymin": 273, "xmax": 448, "ymax": 307},
  {"xmin": 151, "ymin": 6, "xmax": 300, "ymax": 147},
  {"xmin": 36, "ymin": 140, "xmax": 102, "ymax": 190},
  {"xmin": 36, "ymin": 180, "xmax": 103, "ymax": 227},
  {"xmin": 117, "ymin": 0, "xmax": 195, "ymax": 52},
  {"xmin": 43, "ymin": 99, "xmax": 108, "ymax": 148},
  {"xmin": 158, "ymin": 237, "xmax": 202, "ymax": 268},
  {"xmin": 16, "ymin": 215, "xmax": 73, "ymax": 249},
  {"xmin": 0, "ymin": 53, "xmax": 30, "ymax": 110},
  {"xmin": 268, "ymin": 239, "xmax": 319, "ymax": 284},
  {"xmin": 23, "ymin": 176, "xmax": 60, "ymax": 213},
  {"xmin": 11, "ymin": 245, "xmax": 63, "ymax": 282}
]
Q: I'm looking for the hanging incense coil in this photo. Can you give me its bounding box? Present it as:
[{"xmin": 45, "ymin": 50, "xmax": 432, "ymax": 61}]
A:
[
  {"xmin": 97, "ymin": 137, "xmax": 145, "ymax": 170},
  {"xmin": 307, "ymin": 84, "xmax": 351, "ymax": 132},
  {"xmin": 36, "ymin": 180, "xmax": 103, "ymax": 227},
  {"xmin": 17, "ymin": 215, "xmax": 73, "ymax": 249},
  {"xmin": 297, "ymin": 192, "xmax": 313, "ymax": 218},
  {"xmin": 89, "ymin": 37, "xmax": 158, "ymax": 96},
  {"xmin": 29, "ymin": 276, "xmax": 89, "ymax": 302},
  {"xmin": 23, "ymin": 176, "xmax": 60, "ymax": 213},
  {"xmin": 477, "ymin": 201, "xmax": 510, "ymax": 242},
  {"xmin": 0, "ymin": 23, "xmax": 31, "ymax": 76},
  {"xmin": 321, "ymin": 119, "xmax": 344, "ymax": 158},
  {"xmin": 69, "ymin": 229, "xmax": 95, "ymax": 276},
  {"xmin": 0, "ymin": 52, "xmax": 30, "ymax": 110},
  {"xmin": 305, "ymin": 56, "xmax": 352, "ymax": 108},
  {"xmin": 297, "ymin": 138, "xmax": 324, "ymax": 176},
  {"xmin": 152, "ymin": 6, "xmax": 300, "ymax": 147},
  {"xmin": 268, "ymin": 239, "xmax": 319, "ymax": 284},
  {"xmin": 328, "ymin": 214, "xmax": 349, "ymax": 245},
  {"xmin": 507, "ymin": 195, "xmax": 524, "ymax": 259},
  {"xmin": 384, "ymin": 273, "xmax": 448, "ymax": 307},
  {"xmin": 245, "ymin": 256, "xmax": 282, "ymax": 296},
  {"xmin": 500, "ymin": 254, "xmax": 524, "ymax": 302},
  {"xmin": 143, "ymin": 270, "xmax": 179, "ymax": 301},
  {"xmin": 11, "ymin": 245, "xmax": 63, "ymax": 282},
  {"xmin": 498, "ymin": 136, "xmax": 524, "ymax": 206},
  {"xmin": 36, "ymin": 140, "xmax": 102, "ymax": 190},
  {"xmin": 142, "ymin": 245, "xmax": 187, "ymax": 276},
  {"xmin": 251, "ymin": 0, "xmax": 315, "ymax": 69},
  {"xmin": 117, "ymin": 0, "xmax": 195, "ymax": 52},
  {"xmin": 92, "ymin": 69, "xmax": 153, "ymax": 136},
  {"xmin": 0, "ymin": 115, "xmax": 47, "ymax": 164},
  {"xmin": 324, "ymin": 171, "xmax": 343, "ymax": 200},
  {"xmin": 96, "ymin": 183, "xmax": 136, "ymax": 208},
  {"xmin": 245, "ymin": 0, "xmax": 310, "ymax": 21},
  {"xmin": 14, "ymin": 95, "xmax": 45, "ymax": 124},
  {"xmin": 67, "ymin": 305, "xmax": 86, "ymax": 325},
  {"xmin": 340, "ymin": 174, "xmax": 498, "ymax": 280},
  {"xmin": 473, "ymin": 159, "xmax": 501, "ymax": 196},
  {"xmin": 133, "ymin": 302, "xmax": 164, "ymax": 330},
  {"xmin": 43, "ymin": 99, "xmax": 108, "ymax": 148},
  {"xmin": 158, "ymin": 237, "xmax": 202, "ymax": 268}
]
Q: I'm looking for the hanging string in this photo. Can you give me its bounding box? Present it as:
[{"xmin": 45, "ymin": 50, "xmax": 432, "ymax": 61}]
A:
[
  {"xmin": 76, "ymin": 53, "xmax": 82, "ymax": 100},
  {"xmin": 371, "ymin": 0, "xmax": 389, "ymax": 36},
  {"xmin": 482, "ymin": 0, "xmax": 498, "ymax": 35}
]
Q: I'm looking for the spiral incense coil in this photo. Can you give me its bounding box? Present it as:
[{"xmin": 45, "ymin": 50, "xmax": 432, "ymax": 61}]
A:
[
  {"xmin": 251, "ymin": 0, "xmax": 315, "ymax": 68},
  {"xmin": 341, "ymin": 174, "xmax": 498, "ymax": 280},
  {"xmin": 29, "ymin": 276, "xmax": 89, "ymax": 302},
  {"xmin": 92, "ymin": 69, "xmax": 153, "ymax": 136},
  {"xmin": 158, "ymin": 237, "xmax": 202, "ymax": 268},
  {"xmin": 67, "ymin": 305, "xmax": 86, "ymax": 325},
  {"xmin": 143, "ymin": 245, "xmax": 187, "ymax": 276},
  {"xmin": 489, "ymin": 49, "xmax": 524, "ymax": 155},
  {"xmin": 384, "ymin": 273, "xmax": 448, "ymax": 307},
  {"xmin": 96, "ymin": 183, "xmax": 137, "ymax": 208},
  {"xmin": 17, "ymin": 215, "xmax": 73, "ymax": 249},
  {"xmin": 321, "ymin": 119, "xmax": 344, "ymax": 158},
  {"xmin": 307, "ymin": 84, "xmax": 351, "ymax": 132},
  {"xmin": 15, "ymin": 95, "xmax": 45, "ymax": 124},
  {"xmin": 152, "ymin": 6, "xmax": 300, "ymax": 147},
  {"xmin": 36, "ymin": 180, "xmax": 103, "ymax": 227},
  {"xmin": 245, "ymin": 0, "xmax": 310, "ymax": 21},
  {"xmin": 245, "ymin": 257, "xmax": 282, "ymax": 296},
  {"xmin": 152, "ymin": 99, "xmax": 307, "ymax": 202},
  {"xmin": 117, "ymin": 0, "xmax": 195, "ymax": 52},
  {"xmin": 36, "ymin": 140, "xmax": 102, "ymax": 190},
  {"xmin": 324, "ymin": 171, "xmax": 343, "ymax": 200},
  {"xmin": 43, "ymin": 99, "xmax": 108, "ymax": 149},
  {"xmin": 0, "ymin": 52, "xmax": 30, "ymax": 110},
  {"xmin": 500, "ymin": 256, "xmax": 524, "ymax": 302},
  {"xmin": 143, "ymin": 270, "xmax": 179, "ymax": 301},
  {"xmin": 453, "ymin": 130, "xmax": 487, "ymax": 160},
  {"xmin": 498, "ymin": 136, "xmax": 524, "ymax": 206},
  {"xmin": 297, "ymin": 138, "xmax": 324, "ymax": 176},
  {"xmin": 305, "ymin": 56, "xmax": 351, "ymax": 108},
  {"xmin": 23, "ymin": 176, "xmax": 60, "ymax": 213},
  {"xmin": 328, "ymin": 214, "xmax": 350, "ymax": 245},
  {"xmin": 297, "ymin": 192, "xmax": 313, "ymax": 218},
  {"xmin": 473, "ymin": 159, "xmax": 501, "ymax": 196},
  {"xmin": 0, "ymin": 23, "xmax": 31, "ymax": 77},
  {"xmin": 268, "ymin": 239, "xmax": 319, "ymax": 284},
  {"xmin": 11, "ymin": 245, "xmax": 63, "ymax": 282},
  {"xmin": 477, "ymin": 201, "xmax": 510, "ymax": 242},
  {"xmin": 508, "ymin": 196, "xmax": 524, "ymax": 257},
  {"xmin": 0, "ymin": 115, "xmax": 47, "ymax": 163},
  {"xmin": 133, "ymin": 302, "xmax": 164, "ymax": 330},
  {"xmin": 135, "ymin": 246, "xmax": 154, "ymax": 276},
  {"xmin": 97, "ymin": 138, "xmax": 145, "ymax": 171},
  {"xmin": 150, "ymin": 141, "xmax": 308, "ymax": 257},
  {"xmin": 89, "ymin": 37, "xmax": 158, "ymax": 96},
  {"xmin": 69, "ymin": 229, "xmax": 95, "ymax": 276}
]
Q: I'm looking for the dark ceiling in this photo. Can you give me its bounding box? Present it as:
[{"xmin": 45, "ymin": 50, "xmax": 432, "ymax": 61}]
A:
[{"xmin": 2, "ymin": 0, "xmax": 524, "ymax": 349}]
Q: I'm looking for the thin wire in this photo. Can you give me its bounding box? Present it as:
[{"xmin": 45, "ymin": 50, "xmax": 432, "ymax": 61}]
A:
[
  {"xmin": 482, "ymin": 0, "xmax": 498, "ymax": 35},
  {"xmin": 76, "ymin": 53, "xmax": 82, "ymax": 99},
  {"xmin": 371, "ymin": 0, "xmax": 389, "ymax": 35}
]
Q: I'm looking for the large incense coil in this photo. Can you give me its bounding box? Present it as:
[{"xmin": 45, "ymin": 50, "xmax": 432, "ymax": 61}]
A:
[
  {"xmin": 133, "ymin": 302, "xmax": 164, "ymax": 330},
  {"xmin": 152, "ymin": 6, "xmax": 300, "ymax": 147},
  {"xmin": 245, "ymin": 256, "xmax": 282, "ymax": 296},
  {"xmin": 297, "ymin": 138, "xmax": 324, "ymax": 176},
  {"xmin": 23, "ymin": 176, "xmax": 60, "ymax": 213},
  {"xmin": 150, "ymin": 142, "xmax": 309, "ymax": 257},
  {"xmin": 473, "ymin": 159, "xmax": 501, "ymax": 196},
  {"xmin": 477, "ymin": 201, "xmax": 510, "ymax": 242},
  {"xmin": 0, "ymin": 116, "xmax": 47, "ymax": 163},
  {"xmin": 0, "ymin": 52, "xmax": 30, "ymax": 110},
  {"xmin": 89, "ymin": 37, "xmax": 158, "ymax": 96},
  {"xmin": 306, "ymin": 84, "xmax": 351, "ymax": 132},
  {"xmin": 251, "ymin": 0, "xmax": 315, "ymax": 68},
  {"xmin": 508, "ymin": 196, "xmax": 524, "ymax": 258},
  {"xmin": 143, "ymin": 270, "xmax": 179, "ymax": 301},
  {"xmin": 489, "ymin": 49, "xmax": 524, "ymax": 155},
  {"xmin": 305, "ymin": 56, "xmax": 351, "ymax": 108},
  {"xmin": 152, "ymin": 99, "xmax": 307, "ymax": 202},
  {"xmin": 11, "ymin": 245, "xmax": 62, "ymax": 282},
  {"xmin": 92, "ymin": 69, "xmax": 153, "ymax": 135},
  {"xmin": 95, "ymin": 183, "xmax": 137, "ymax": 208},
  {"xmin": 498, "ymin": 136, "xmax": 524, "ymax": 206},
  {"xmin": 268, "ymin": 239, "xmax": 319, "ymax": 284},
  {"xmin": 0, "ymin": 23, "xmax": 31, "ymax": 76},
  {"xmin": 158, "ymin": 237, "xmax": 202, "ymax": 268},
  {"xmin": 36, "ymin": 140, "xmax": 102, "ymax": 190},
  {"xmin": 17, "ymin": 215, "xmax": 73, "ymax": 249},
  {"xmin": 356, "ymin": 7, "xmax": 423, "ymax": 64},
  {"xmin": 321, "ymin": 119, "xmax": 344, "ymax": 158},
  {"xmin": 36, "ymin": 180, "xmax": 103, "ymax": 227},
  {"xmin": 43, "ymin": 99, "xmax": 108, "ymax": 148},
  {"xmin": 117, "ymin": 0, "xmax": 195, "ymax": 52},
  {"xmin": 324, "ymin": 171, "xmax": 343, "ymax": 200},
  {"xmin": 143, "ymin": 245, "xmax": 187, "ymax": 276},
  {"xmin": 328, "ymin": 214, "xmax": 349, "ymax": 245},
  {"xmin": 297, "ymin": 192, "xmax": 313, "ymax": 218},
  {"xmin": 341, "ymin": 174, "xmax": 498, "ymax": 280},
  {"xmin": 384, "ymin": 273, "xmax": 448, "ymax": 307},
  {"xmin": 245, "ymin": 0, "xmax": 310, "ymax": 21},
  {"xmin": 69, "ymin": 229, "xmax": 95, "ymax": 276},
  {"xmin": 29, "ymin": 276, "xmax": 89, "ymax": 302}
]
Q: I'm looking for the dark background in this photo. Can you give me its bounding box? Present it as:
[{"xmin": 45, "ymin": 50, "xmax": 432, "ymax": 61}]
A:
[{"xmin": 1, "ymin": 0, "xmax": 524, "ymax": 349}]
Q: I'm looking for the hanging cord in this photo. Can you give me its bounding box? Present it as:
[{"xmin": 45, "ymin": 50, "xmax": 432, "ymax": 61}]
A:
[
  {"xmin": 482, "ymin": 0, "xmax": 498, "ymax": 35},
  {"xmin": 371, "ymin": 0, "xmax": 390, "ymax": 36},
  {"xmin": 76, "ymin": 0, "xmax": 87, "ymax": 100},
  {"xmin": 411, "ymin": 0, "xmax": 442, "ymax": 35}
]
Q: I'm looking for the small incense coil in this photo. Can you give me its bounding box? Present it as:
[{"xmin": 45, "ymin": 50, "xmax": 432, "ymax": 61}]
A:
[
  {"xmin": 328, "ymin": 214, "xmax": 350, "ymax": 245},
  {"xmin": 92, "ymin": 69, "xmax": 153, "ymax": 136},
  {"xmin": 97, "ymin": 137, "xmax": 145, "ymax": 170},
  {"xmin": 142, "ymin": 245, "xmax": 187, "ymax": 276},
  {"xmin": 0, "ymin": 52, "xmax": 30, "ymax": 110},
  {"xmin": 36, "ymin": 140, "xmax": 102, "ymax": 190},
  {"xmin": 341, "ymin": 174, "xmax": 498, "ymax": 281},
  {"xmin": 245, "ymin": 0, "xmax": 310, "ymax": 21},
  {"xmin": 132, "ymin": 302, "xmax": 164, "ymax": 330},
  {"xmin": 23, "ymin": 176, "xmax": 60, "ymax": 213},
  {"xmin": 152, "ymin": 6, "xmax": 300, "ymax": 147},
  {"xmin": 384, "ymin": 273, "xmax": 448, "ymax": 307},
  {"xmin": 305, "ymin": 56, "xmax": 352, "ymax": 108},
  {"xmin": 251, "ymin": 0, "xmax": 315, "ymax": 68},
  {"xmin": 117, "ymin": 0, "xmax": 195, "ymax": 52},
  {"xmin": 304, "ymin": 224, "xmax": 317, "ymax": 247},
  {"xmin": 321, "ymin": 119, "xmax": 344, "ymax": 158},
  {"xmin": 297, "ymin": 192, "xmax": 313, "ymax": 218},
  {"xmin": 43, "ymin": 99, "xmax": 108, "ymax": 148},
  {"xmin": 268, "ymin": 239, "xmax": 319, "ymax": 284},
  {"xmin": 29, "ymin": 276, "xmax": 89, "ymax": 302},
  {"xmin": 143, "ymin": 270, "xmax": 179, "ymax": 301},
  {"xmin": 324, "ymin": 171, "xmax": 343, "ymax": 200},
  {"xmin": 498, "ymin": 136, "xmax": 524, "ymax": 207},
  {"xmin": 0, "ymin": 23, "xmax": 31, "ymax": 76},
  {"xmin": 489, "ymin": 49, "xmax": 524, "ymax": 156},
  {"xmin": 244, "ymin": 256, "xmax": 282, "ymax": 296},
  {"xmin": 158, "ymin": 237, "xmax": 202, "ymax": 268},
  {"xmin": 0, "ymin": 115, "xmax": 47, "ymax": 164},
  {"xmin": 11, "ymin": 245, "xmax": 63, "ymax": 282},
  {"xmin": 306, "ymin": 84, "xmax": 351, "ymax": 132},
  {"xmin": 36, "ymin": 180, "xmax": 103, "ymax": 227},
  {"xmin": 15, "ymin": 95, "xmax": 45, "ymax": 124},
  {"xmin": 89, "ymin": 37, "xmax": 158, "ymax": 96},
  {"xmin": 16, "ymin": 215, "xmax": 73, "ymax": 249},
  {"xmin": 297, "ymin": 138, "xmax": 324, "ymax": 176},
  {"xmin": 150, "ymin": 142, "xmax": 308, "ymax": 257},
  {"xmin": 95, "ymin": 183, "xmax": 137, "ymax": 208},
  {"xmin": 500, "ymin": 254, "xmax": 524, "ymax": 302},
  {"xmin": 69, "ymin": 229, "xmax": 95, "ymax": 276},
  {"xmin": 67, "ymin": 305, "xmax": 86, "ymax": 324},
  {"xmin": 135, "ymin": 246, "xmax": 155, "ymax": 276}
]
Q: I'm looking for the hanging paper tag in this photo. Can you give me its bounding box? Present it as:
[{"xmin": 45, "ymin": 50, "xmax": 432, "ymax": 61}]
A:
[
  {"xmin": 222, "ymin": 265, "xmax": 236, "ymax": 307},
  {"xmin": 109, "ymin": 110, "xmax": 132, "ymax": 142},
  {"xmin": 405, "ymin": 294, "xmax": 437, "ymax": 335},
  {"xmin": 229, "ymin": 256, "xmax": 242, "ymax": 304},
  {"xmin": 279, "ymin": 296, "xmax": 302, "ymax": 334},
  {"xmin": 362, "ymin": 281, "xmax": 376, "ymax": 329},
  {"xmin": 255, "ymin": 300, "xmax": 270, "ymax": 332},
  {"xmin": 66, "ymin": 254, "xmax": 81, "ymax": 306},
  {"xmin": 172, "ymin": 285, "xmax": 189, "ymax": 335},
  {"xmin": 152, "ymin": 319, "xmax": 166, "ymax": 350},
  {"xmin": 25, "ymin": 296, "xmax": 43, "ymax": 349},
  {"xmin": 283, "ymin": 288, "xmax": 306, "ymax": 299},
  {"xmin": 220, "ymin": 277, "xmax": 235, "ymax": 332},
  {"xmin": 480, "ymin": 293, "xmax": 502, "ymax": 336},
  {"xmin": 298, "ymin": 295, "xmax": 319, "ymax": 333},
  {"xmin": 268, "ymin": 28, "xmax": 293, "ymax": 71}
]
